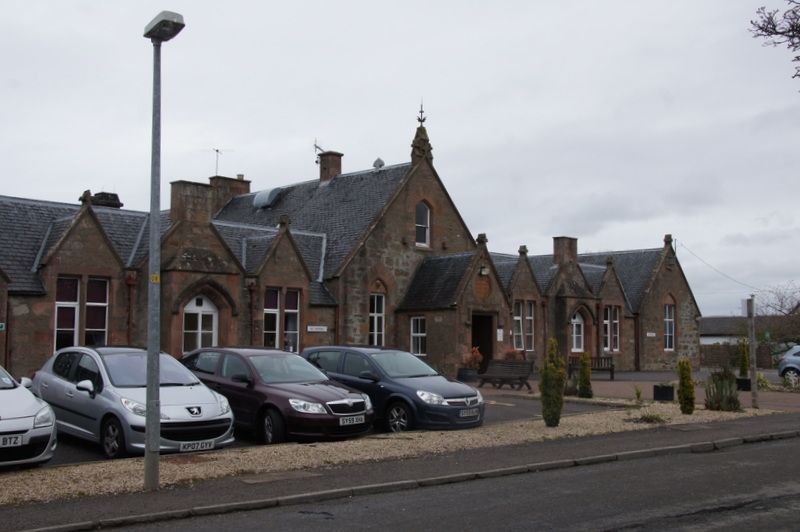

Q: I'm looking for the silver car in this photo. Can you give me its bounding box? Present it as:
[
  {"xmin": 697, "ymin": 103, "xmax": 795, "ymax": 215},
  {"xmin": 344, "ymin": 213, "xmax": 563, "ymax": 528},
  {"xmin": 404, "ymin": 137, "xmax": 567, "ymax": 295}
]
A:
[
  {"xmin": 0, "ymin": 365, "xmax": 57, "ymax": 467},
  {"xmin": 33, "ymin": 346, "xmax": 234, "ymax": 459}
]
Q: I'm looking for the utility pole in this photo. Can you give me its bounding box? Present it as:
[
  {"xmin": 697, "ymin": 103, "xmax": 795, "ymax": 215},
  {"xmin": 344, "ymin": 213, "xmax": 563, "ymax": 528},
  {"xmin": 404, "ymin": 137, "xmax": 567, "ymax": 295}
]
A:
[{"xmin": 748, "ymin": 295, "xmax": 759, "ymax": 409}]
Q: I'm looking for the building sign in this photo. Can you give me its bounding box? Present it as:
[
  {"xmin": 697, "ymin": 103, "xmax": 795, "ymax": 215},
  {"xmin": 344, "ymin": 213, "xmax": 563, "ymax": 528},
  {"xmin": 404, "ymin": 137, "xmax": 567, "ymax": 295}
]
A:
[
  {"xmin": 307, "ymin": 325, "xmax": 328, "ymax": 333},
  {"xmin": 646, "ymin": 332, "xmax": 656, "ymax": 338},
  {"xmin": 496, "ymin": 328, "xmax": 504, "ymax": 342}
]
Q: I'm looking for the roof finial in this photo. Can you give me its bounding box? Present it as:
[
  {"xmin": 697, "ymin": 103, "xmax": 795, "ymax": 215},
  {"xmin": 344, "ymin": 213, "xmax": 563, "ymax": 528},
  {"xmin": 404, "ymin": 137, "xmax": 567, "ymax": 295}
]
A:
[{"xmin": 417, "ymin": 99, "xmax": 426, "ymax": 125}]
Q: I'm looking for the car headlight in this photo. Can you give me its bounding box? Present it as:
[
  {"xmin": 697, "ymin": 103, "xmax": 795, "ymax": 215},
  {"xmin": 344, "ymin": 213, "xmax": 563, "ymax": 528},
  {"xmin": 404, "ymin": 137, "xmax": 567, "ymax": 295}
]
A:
[
  {"xmin": 33, "ymin": 405, "xmax": 54, "ymax": 428},
  {"xmin": 362, "ymin": 394, "xmax": 373, "ymax": 411},
  {"xmin": 475, "ymin": 390, "xmax": 484, "ymax": 404},
  {"xmin": 121, "ymin": 397, "xmax": 147, "ymax": 416},
  {"xmin": 218, "ymin": 394, "xmax": 231, "ymax": 415},
  {"xmin": 416, "ymin": 390, "xmax": 446, "ymax": 405},
  {"xmin": 289, "ymin": 398, "xmax": 326, "ymax": 414}
]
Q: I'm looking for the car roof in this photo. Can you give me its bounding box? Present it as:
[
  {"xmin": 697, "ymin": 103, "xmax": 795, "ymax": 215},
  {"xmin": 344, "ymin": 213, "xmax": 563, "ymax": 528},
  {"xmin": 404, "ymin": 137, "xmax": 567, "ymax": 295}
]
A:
[
  {"xmin": 192, "ymin": 347, "xmax": 297, "ymax": 357},
  {"xmin": 85, "ymin": 346, "xmax": 148, "ymax": 357},
  {"xmin": 304, "ymin": 345, "xmax": 399, "ymax": 355}
]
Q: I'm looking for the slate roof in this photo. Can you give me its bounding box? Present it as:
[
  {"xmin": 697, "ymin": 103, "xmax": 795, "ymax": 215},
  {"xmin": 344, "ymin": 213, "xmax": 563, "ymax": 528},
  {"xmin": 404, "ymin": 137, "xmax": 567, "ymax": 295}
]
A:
[
  {"xmin": 489, "ymin": 252, "xmax": 518, "ymax": 292},
  {"xmin": 214, "ymin": 163, "xmax": 412, "ymax": 279},
  {"xmin": 526, "ymin": 247, "xmax": 664, "ymax": 313},
  {"xmin": 699, "ymin": 315, "xmax": 794, "ymax": 337},
  {"xmin": 398, "ymin": 252, "xmax": 476, "ymax": 311},
  {"xmin": 213, "ymin": 220, "xmax": 335, "ymax": 305},
  {"xmin": 0, "ymin": 195, "xmax": 167, "ymax": 294}
]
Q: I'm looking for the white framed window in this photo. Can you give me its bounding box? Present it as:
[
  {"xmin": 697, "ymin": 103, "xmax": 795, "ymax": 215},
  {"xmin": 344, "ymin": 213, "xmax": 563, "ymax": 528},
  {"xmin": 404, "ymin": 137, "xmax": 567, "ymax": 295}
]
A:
[
  {"xmin": 369, "ymin": 294, "xmax": 385, "ymax": 346},
  {"xmin": 525, "ymin": 301, "xmax": 535, "ymax": 351},
  {"xmin": 84, "ymin": 278, "xmax": 108, "ymax": 346},
  {"xmin": 513, "ymin": 301, "xmax": 524, "ymax": 350},
  {"xmin": 603, "ymin": 307, "xmax": 611, "ymax": 352},
  {"xmin": 571, "ymin": 312, "xmax": 584, "ymax": 353},
  {"xmin": 284, "ymin": 289, "xmax": 300, "ymax": 353},
  {"xmin": 263, "ymin": 288, "xmax": 280, "ymax": 348},
  {"xmin": 183, "ymin": 296, "xmax": 218, "ymax": 353},
  {"xmin": 55, "ymin": 277, "xmax": 80, "ymax": 350},
  {"xmin": 415, "ymin": 202, "xmax": 430, "ymax": 247},
  {"xmin": 612, "ymin": 306, "xmax": 620, "ymax": 352},
  {"xmin": 664, "ymin": 304, "xmax": 675, "ymax": 351},
  {"xmin": 603, "ymin": 305, "xmax": 622, "ymax": 352},
  {"xmin": 410, "ymin": 317, "xmax": 426, "ymax": 355}
]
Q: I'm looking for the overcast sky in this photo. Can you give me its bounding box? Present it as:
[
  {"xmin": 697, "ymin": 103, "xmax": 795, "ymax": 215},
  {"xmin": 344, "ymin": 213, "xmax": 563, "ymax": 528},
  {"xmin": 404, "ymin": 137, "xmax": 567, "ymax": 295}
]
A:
[{"xmin": 1, "ymin": 1, "xmax": 797, "ymax": 317}]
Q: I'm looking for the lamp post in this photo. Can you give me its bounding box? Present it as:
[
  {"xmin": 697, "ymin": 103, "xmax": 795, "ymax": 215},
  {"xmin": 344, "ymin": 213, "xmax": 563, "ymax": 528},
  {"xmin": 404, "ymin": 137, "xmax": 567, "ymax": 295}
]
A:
[{"xmin": 143, "ymin": 10, "xmax": 184, "ymax": 492}]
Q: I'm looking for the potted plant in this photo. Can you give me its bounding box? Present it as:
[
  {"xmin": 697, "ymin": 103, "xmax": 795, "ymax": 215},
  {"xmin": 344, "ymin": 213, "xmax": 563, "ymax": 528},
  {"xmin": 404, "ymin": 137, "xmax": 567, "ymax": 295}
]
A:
[
  {"xmin": 457, "ymin": 346, "xmax": 483, "ymax": 382},
  {"xmin": 653, "ymin": 382, "xmax": 675, "ymax": 402}
]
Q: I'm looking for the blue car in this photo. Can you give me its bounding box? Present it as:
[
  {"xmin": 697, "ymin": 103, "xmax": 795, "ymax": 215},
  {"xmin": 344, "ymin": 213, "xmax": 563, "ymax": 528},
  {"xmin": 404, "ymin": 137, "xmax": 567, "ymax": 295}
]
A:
[
  {"xmin": 301, "ymin": 346, "xmax": 484, "ymax": 432},
  {"xmin": 777, "ymin": 345, "xmax": 800, "ymax": 378}
]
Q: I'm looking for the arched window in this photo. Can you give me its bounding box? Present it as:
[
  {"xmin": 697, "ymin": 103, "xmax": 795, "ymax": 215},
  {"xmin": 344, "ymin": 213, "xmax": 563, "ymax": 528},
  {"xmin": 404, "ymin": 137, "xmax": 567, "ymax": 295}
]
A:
[
  {"xmin": 183, "ymin": 296, "xmax": 218, "ymax": 353},
  {"xmin": 415, "ymin": 202, "xmax": 430, "ymax": 247},
  {"xmin": 571, "ymin": 312, "xmax": 584, "ymax": 353}
]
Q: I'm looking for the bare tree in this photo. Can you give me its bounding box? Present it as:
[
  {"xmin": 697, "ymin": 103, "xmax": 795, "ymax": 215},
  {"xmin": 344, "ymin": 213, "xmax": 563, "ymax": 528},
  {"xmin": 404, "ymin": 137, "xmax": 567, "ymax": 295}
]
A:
[
  {"xmin": 757, "ymin": 281, "xmax": 800, "ymax": 346},
  {"xmin": 752, "ymin": 1, "xmax": 800, "ymax": 79}
]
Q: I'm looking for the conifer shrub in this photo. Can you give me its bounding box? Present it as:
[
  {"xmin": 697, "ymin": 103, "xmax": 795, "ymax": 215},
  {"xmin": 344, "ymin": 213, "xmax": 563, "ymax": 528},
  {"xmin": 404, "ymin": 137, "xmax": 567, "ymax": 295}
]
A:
[
  {"xmin": 705, "ymin": 366, "xmax": 741, "ymax": 411},
  {"xmin": 578, "ymin": 353, "xmax": 593, "ymax": 398},
  {"xmin": 539, "ymin": 337, "xmax": 566, "ymax": 427},
  {"xmin": 677, "ymin": 356, "xmax": 694, "ymax": 415},
  {"xmin": 738, "ymin": 339, "xmax": 750, "ymax": 379}
]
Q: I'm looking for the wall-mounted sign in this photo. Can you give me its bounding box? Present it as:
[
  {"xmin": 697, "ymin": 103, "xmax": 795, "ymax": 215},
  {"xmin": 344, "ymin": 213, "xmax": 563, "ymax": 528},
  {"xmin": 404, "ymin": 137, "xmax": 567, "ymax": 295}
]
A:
[
  {"xmin": 307, "ymin": 325, "xmax": 328, "ymax": 333},
  {"xmin": 496, "ymin": 329, "xmax": 504, "ymax": 342},
  {"xmin": 646, "ymin": 332, "xmax": 656, "ymax": 338}
]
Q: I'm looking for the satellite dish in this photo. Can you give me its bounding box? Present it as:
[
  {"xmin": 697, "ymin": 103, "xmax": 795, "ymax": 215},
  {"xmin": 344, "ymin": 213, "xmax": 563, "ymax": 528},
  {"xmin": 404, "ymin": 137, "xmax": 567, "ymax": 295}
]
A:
[
  {"xmin": 253, "ymin": 188, "xmax": 282, "ymax": 209},
  {"xmin": 373, "ymin": 157, "xmax": 385, "ymax": 169}
]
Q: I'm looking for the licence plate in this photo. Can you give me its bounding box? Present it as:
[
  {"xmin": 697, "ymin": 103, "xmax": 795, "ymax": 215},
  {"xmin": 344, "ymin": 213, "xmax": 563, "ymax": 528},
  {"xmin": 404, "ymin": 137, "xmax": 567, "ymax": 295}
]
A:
[
  {"xmin": 459, "ymin": 408, "xmax": 480, "ymax": 418},
  {"xmin": 339, "ymin": 415, "xmax": 365, "ymax": 426},
  {"xmin": 0, "ymin": 435, "xmax": 22, "ymax": 448},
  {"xmin": 179, "ymin": 440, "xmax": 214, "ymax": 452}
]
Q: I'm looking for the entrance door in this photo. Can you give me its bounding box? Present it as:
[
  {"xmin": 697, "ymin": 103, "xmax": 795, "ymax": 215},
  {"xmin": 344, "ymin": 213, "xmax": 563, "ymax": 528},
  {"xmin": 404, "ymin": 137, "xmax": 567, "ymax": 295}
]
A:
[{"xmin": 471, "ymin": 314, "xmax": 494, "ymax": 372}]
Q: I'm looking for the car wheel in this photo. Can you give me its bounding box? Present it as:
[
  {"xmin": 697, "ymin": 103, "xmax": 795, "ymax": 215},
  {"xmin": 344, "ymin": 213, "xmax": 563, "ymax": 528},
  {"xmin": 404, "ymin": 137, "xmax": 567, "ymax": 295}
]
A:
[
  {"xmin": 102, "ymin": 417, "xmax": 127, "ymax": 459},
  {"xmin": 261, "ymin": 409, "xmax": 285, "ymax": 444},
  {"xmin": 385, "ymin": 401, "xmax": 413, "ymax": 433},
  {"xmin": 784, "ymin": 368, "xmax": 800, "ymax": 378}
]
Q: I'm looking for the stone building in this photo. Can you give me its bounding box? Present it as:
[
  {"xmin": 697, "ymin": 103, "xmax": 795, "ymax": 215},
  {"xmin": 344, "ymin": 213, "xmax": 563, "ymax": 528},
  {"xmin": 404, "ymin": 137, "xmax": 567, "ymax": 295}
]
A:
[{"xmin": 0, "ymin": 122, "xmax": 700, "ymax": 378}]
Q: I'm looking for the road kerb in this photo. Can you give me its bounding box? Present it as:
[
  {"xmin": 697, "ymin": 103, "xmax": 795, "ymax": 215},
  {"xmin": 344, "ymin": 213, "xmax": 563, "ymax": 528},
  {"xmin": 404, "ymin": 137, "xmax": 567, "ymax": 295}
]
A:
[
  {"xmin": 192, "ymin": 498, "xmax": 279, "ymax": 516},
  {"xmin": 418, "ymin": 472, "xmax": 478, "ymax": 486},
  {"xmin": 713, "ymin": 437, "xmax": 744, "ymax": 450}
]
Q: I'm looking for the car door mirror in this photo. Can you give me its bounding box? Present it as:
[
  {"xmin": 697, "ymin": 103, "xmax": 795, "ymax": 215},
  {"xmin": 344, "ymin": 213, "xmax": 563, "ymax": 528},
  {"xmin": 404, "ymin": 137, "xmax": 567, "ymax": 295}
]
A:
[
  {"xmin": 359, "ymin": 371, "xmax": 379, "ymax": 382},
  {"xmin": 19, "ymin": 377, "xmax": 33, "ymax": 389},
  {"xmin": 231, "ymin": 374, "xmax": 253, "ymax": 386},
  {"xmin": 76, "ymin": 379, "xmax": 95, "ymax": 398}
]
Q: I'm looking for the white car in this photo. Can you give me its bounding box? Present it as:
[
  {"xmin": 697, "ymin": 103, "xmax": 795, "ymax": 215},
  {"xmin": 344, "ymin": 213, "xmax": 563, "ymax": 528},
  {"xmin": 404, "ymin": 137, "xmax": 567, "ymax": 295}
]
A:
[
  {"xmin": 32, "ymin": 346, "xmax": 234, "ymax": 459},
  {"xmin": 0, "ymin": 365, "xmax": 57, "ymax": 467}
]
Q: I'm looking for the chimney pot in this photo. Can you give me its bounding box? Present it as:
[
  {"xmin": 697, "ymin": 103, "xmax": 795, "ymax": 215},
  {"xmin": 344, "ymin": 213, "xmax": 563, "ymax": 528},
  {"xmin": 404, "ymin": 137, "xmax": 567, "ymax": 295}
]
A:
[{"xmin": 553, "ymin": 236, "xmax": 578, "ymax": 265}]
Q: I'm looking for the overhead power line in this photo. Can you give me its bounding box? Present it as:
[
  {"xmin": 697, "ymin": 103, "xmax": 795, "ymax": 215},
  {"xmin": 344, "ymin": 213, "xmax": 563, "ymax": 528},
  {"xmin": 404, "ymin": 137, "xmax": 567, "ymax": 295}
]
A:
[{"xmin": 677, "ymin": 241, "xmax": 763, "ymax": 293}]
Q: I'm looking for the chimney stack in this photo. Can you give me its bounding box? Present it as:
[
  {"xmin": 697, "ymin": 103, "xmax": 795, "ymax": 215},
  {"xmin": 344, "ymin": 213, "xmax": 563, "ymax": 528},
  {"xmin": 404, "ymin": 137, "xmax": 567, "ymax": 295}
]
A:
[
  {"xmin": 318, "ymin": 151, "xmax": 343, "ymax": 182},
  {"xmin": 553, "ymin": 236, "xmax": 578, "ymax": 265}
]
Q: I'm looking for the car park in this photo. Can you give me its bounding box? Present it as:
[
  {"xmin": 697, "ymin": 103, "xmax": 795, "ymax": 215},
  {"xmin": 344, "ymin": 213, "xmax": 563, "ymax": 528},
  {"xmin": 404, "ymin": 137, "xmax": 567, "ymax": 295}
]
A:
[
  {"xmin": 182, "ymin": 347, "xmax": 374, "ymax": 444},
  {"xmin": 777, "ymin": 345, "xmax": 800, "ymax": 378},
  {"xmin": 32, "ymin": 346, "xmax": 234, "ymax": 458},
  {"xmin": 0, "ymin": 365, "xmax": 57, "ymax": 468},
  {"xmin": 301, "ymin": 346, "xmax": 484, "ymax": 432}
]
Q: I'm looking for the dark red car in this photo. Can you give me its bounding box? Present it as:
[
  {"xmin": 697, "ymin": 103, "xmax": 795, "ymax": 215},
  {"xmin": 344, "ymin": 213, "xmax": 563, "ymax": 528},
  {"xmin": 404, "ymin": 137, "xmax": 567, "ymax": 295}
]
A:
[{"xmin": 182, "ymin": 348, "xmax": 374, "ymax": 444}]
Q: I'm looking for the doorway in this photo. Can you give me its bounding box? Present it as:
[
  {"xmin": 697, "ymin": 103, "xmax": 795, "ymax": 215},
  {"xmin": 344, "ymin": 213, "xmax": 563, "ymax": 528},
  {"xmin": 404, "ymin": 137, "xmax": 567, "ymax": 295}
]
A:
[{"xmin": 471, "ymin": 313, "xmax": 494, "ymax": 372}]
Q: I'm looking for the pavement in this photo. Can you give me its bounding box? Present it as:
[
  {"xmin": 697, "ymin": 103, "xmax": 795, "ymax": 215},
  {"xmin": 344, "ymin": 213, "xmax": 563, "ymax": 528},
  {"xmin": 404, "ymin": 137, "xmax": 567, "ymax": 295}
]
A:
[{"xmin": 4, "ymin": 371, "xmax": 800, "ymax": 532}]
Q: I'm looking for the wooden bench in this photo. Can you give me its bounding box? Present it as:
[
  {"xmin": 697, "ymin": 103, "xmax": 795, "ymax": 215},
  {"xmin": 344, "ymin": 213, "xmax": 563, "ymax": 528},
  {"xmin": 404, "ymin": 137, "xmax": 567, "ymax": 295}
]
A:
[
  {"xmin": 568, "ymin": 356, "xmax": 615, "ymax": 380},
  {"xmin": 477, "ymin": 360, "xmax": 534, "ymax": 391}
]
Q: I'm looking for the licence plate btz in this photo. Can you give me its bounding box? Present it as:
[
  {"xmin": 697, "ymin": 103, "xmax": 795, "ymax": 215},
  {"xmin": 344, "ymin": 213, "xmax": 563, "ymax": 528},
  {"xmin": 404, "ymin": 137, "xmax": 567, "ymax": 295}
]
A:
[{"xmin": 0, "ymin": 435, "xmax": 23, "ymax": 448}]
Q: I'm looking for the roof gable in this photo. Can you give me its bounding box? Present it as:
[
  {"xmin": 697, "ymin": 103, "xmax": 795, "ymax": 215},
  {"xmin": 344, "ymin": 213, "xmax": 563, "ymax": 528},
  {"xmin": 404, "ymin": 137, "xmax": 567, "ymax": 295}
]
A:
[{"xmin": 398, "ymin": 251, "xmax": 476, "ymax": 310}]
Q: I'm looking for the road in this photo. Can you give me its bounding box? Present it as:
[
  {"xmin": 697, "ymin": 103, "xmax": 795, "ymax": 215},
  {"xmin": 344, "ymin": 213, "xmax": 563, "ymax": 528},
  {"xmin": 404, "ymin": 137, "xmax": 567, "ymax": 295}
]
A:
[
  {"xmin": 117, "ymin": 437, "xmax": 800, "ymax": 531},
  {"xmin": 42, "ymin": 397, "xmax": 611, "ymax": 467}
]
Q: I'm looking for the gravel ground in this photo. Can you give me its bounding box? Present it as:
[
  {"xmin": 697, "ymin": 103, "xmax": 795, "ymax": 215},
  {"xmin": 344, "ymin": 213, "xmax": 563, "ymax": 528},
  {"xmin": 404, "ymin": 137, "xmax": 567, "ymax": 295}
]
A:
[{"xmin": 0, "ymin": 403, "xmax": 773, "ymax": 507}]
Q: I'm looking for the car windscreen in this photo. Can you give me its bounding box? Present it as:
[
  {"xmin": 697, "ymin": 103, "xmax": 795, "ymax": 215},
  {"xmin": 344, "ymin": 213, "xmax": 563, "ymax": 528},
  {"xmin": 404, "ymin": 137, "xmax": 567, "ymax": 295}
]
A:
[
  {"xmin": 371, "ymin": 351, "xmax": 438, "ymax": 378},
  {"xmin": 0, "ymin": 366, "xmax": 15, "ymax": 389},
  {"xmin": 103, "ymin": 352, "xmax": 201, "ymax": 388},
  {"xmin": 249, "ymin": 354, "xmax": 327, "ymax": 384}
]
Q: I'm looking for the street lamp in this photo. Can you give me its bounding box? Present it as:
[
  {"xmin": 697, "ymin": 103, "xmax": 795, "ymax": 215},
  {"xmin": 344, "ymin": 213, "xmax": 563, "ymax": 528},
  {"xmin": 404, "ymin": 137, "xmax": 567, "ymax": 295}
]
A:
[{"xmin": 143, "ymin": 10, "xmax": 184, "ymax": 492}]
